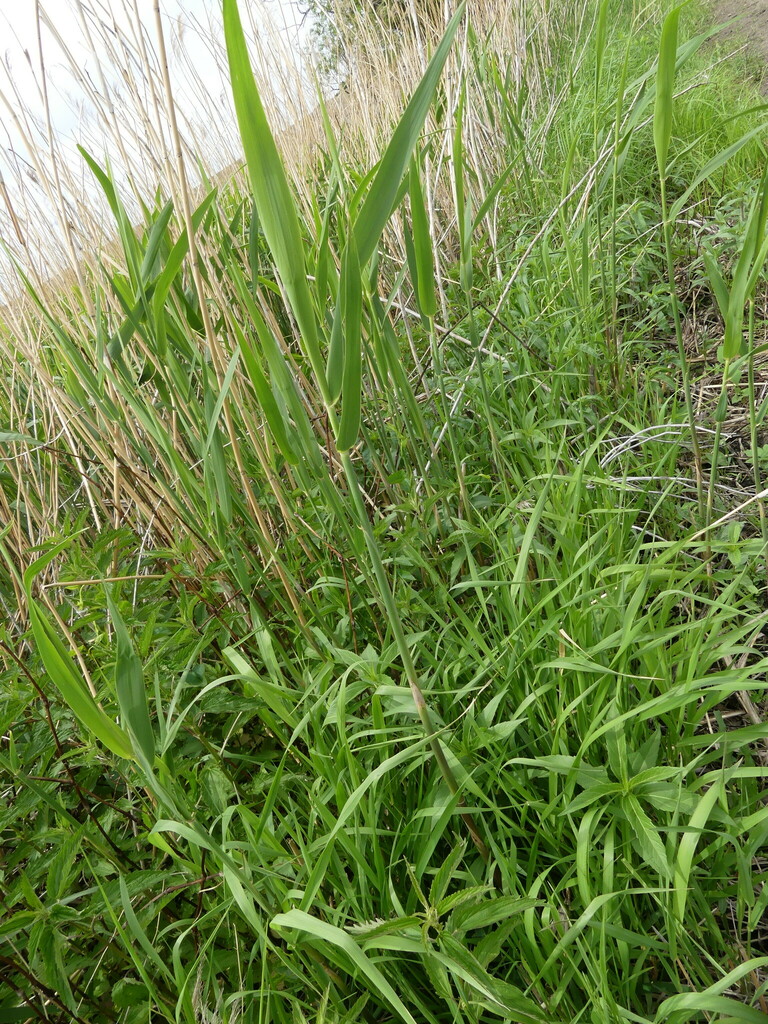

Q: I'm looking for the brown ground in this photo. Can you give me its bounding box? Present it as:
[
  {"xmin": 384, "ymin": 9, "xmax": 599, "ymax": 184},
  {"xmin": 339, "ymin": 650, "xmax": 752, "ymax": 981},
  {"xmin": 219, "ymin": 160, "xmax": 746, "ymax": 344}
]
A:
[{"xmin": 712, "ymin": 0, "xmax": 768, "ymax": 89}]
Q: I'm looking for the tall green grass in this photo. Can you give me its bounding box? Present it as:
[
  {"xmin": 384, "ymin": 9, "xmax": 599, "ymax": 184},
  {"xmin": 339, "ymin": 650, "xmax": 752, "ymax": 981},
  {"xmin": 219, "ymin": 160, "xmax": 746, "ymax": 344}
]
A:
[{"xmin": 2, "ymin": 0, "xmax": 768, "ymax": 1021}]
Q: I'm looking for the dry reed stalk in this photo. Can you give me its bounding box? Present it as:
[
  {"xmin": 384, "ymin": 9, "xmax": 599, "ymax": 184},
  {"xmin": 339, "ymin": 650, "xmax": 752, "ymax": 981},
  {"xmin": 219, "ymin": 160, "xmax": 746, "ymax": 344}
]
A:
[{"xmin": 0, "ymin": 0, "xmax": 578, "ymax": 616}]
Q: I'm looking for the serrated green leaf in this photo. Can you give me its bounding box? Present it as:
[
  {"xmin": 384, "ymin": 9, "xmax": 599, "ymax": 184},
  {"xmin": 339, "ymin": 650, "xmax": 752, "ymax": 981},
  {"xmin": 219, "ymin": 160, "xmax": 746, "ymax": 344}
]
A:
[
  {"xmin": 436, "ymin": 934, "xmax": 546, "ymax": 1022},
  {"xmin": 112, "ymin": 980, "xmax": 150, "ymax": 1009}
]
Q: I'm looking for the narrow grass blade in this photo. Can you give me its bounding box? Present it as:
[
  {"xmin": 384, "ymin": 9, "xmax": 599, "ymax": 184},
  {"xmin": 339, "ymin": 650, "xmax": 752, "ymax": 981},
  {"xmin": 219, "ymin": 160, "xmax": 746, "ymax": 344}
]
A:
[
  {"xmin": 23, "ymin": 542, "xmax": 135, "ymax": 762},
  {"xmin": 673, "ymin": 774, "xmax": 724, "ymax": 922},
  {"xmin": 595, "ymin": 0, "xmax": 610, "ymax": 91},
  {"xmin": 78, "ymin": 146, "xmax": 141, "ymax": 286},
  {"xmin": 222, "ymin": 647, "xmax": 298, "ymax": 729},
  {"xmin": 669, "ymin": 123, "xmax": 768, "ymax": 221},
  {"xmin": 271, "ymin": 909, "xmax": 418, "ymax": 1024},
  {"xmin": 117, "ymin": 875, "xmax": 174, "ymax": 983}
]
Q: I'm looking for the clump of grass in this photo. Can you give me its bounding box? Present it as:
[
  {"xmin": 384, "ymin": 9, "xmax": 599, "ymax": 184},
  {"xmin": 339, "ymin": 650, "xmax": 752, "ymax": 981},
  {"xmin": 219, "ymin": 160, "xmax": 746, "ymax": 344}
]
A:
[{"xmin": 3, "ymin": 0, "xmax": 768, "ymax": 1022}]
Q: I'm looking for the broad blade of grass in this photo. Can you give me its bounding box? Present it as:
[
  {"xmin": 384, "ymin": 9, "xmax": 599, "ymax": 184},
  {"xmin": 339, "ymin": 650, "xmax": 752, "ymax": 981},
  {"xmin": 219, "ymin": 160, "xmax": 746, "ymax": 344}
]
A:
[
  {"xmin": 450, "ymin": 896, "xmax": 542, "ymax": 932},
  {"xmin": 151, "ymin": 187, "xmax": 218, "ymax": 357},
  {"xmin": 27, "ymin": 600, "xmax": 135, "ymax": 762},
  {"xmin": 408, "ymin": 158, "xmax": 436, "ymax": 319},
  {"xmin": 337, "ymin": 230, "xmax": 363, "ymax": 451},
  {"xmin": 353, "ymin": 3, "xmax": 466, "ymax": 267},
  {"xmin": 327, "ymin": 298, "xmax": 345, "ymax": 406},
  {"xmin": 451, "ymin": 90, "xmax": 474, "ymax": 295},
  {"xmin": 106, "ymin": 591, "xmax": 155, "ymax": 764},
  {"xmin": 139, "ymin": 198, "xmax": 174, "ymax": 288},
  {"xmin": 673, "ymin": 774, "xmax": 725, "ymax": 922},
  {"xmin": 327, "ymin": 218, "xmax": 351, "ymax": 406},
  {"xmin": 702, "ymin": 247, "xmax": 729, "ymax": 319},
  {"xmin": 653, "ymin": 7, "xmax": 680, "ymax": 179},
  {"xmin": 314, "ymin": 177, "xmax": 339, "ymax": 317},
  {"xmin": 724, "ymin": 163, "xmax": 768, "ymax": 358},
  {"xmin": 656, "ymin": 991, "xmax": 768, "ymax": 1023},
  {"xmin": 203, "ymin": 385, "xmax": 233, "ymax": 530},
  {"xmin": 230, "ymin": 314, "xmax": 299, "ymax": 464},
  {"xmin": 23, "ymin": 542, "xmax": 135, "ymax": 762},
  {"xmin": 271, "ymin": 909, "xmax": 418, "ymax": 1024},
  {"xmin": 223, "ymin": 0, "xmax": 326, "ymax": 397}
]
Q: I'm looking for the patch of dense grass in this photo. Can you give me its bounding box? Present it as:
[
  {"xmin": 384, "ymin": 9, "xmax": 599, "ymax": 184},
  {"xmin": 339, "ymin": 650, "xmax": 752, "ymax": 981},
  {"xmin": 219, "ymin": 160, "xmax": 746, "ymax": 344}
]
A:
[{"xmin": 2, "ymin": 0, "xmax": 768, "ymax": 1021}]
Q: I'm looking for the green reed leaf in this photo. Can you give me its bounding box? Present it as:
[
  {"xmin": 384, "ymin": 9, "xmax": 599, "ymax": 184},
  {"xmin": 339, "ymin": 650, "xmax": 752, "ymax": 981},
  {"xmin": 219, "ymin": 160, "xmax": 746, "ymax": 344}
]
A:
[
  {"xmin": 353, "ymin": 3, "xmax": 465, "ymax": 268},
  {"xmin": 337, "ymin": 230, "xmax": 363, "ymax": 451},
  {"xmin": 139, "ymin": 199, "xmax": 174, "ymax": 288},
  {"xmin": 653, "ymin": 7, "xmax": 680, "ymax": 179},
  {"xmin": 106, "ymin": 591, "xmax": 155, "ymax": 764},
  {"xmin": 28, "ymin": 600, "xmax": 135, "ymax": 762},
  {"xmin": 223, "ymin": 0, "xmax": 326, "ymax": 397},
  {"xmin": 408, "ymin": 158, "xmax": 436, "ymax": 319},
  {"xmin": 22, "ymin": 540, "xmax": 135, "ymax": 762}
]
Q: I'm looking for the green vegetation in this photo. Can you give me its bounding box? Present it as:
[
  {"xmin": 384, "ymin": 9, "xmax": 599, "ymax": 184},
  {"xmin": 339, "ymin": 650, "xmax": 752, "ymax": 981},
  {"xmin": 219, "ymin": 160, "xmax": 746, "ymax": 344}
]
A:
[{"xmin": 2, "ymin": 0, "xmax": 768, "ymax": 1020}]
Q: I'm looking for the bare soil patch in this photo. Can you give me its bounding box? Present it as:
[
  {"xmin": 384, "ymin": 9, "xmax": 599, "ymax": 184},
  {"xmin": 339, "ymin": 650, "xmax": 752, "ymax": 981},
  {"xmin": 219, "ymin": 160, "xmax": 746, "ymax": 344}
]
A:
[{"xmin": 711, "ymin": 0, "xmax": 768, "ymax": 90}]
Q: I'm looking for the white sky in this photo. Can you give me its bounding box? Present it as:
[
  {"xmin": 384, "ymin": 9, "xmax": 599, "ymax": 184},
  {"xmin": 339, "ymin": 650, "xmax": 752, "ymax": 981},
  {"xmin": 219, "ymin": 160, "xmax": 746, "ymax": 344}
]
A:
[
  {"xmin": 1, "ymin": 1, "xmax": 208, "ymax": 135},
  {"xmin": 0, "ymin": 0, "xmax": 306, "ymax": 163},
  {"xmin": 0, "ymin": 0, "xmax": 313, "ymax": 291}
]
